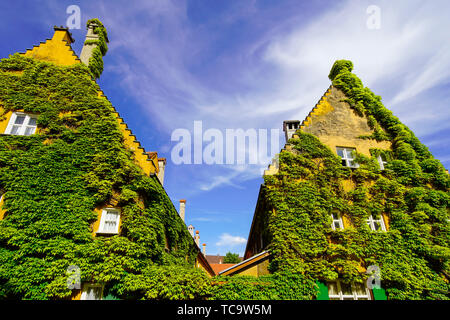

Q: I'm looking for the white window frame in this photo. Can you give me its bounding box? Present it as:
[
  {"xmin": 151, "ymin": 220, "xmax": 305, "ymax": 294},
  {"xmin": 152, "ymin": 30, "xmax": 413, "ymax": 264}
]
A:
[
  {"xmin": 330, "ymin": 212, "xmax": 344, "ymax": 230},
  {"xmin": 327, "ymin": 280, "xmax": 371, "ymax": 300},
  {"xmin": 366, "ymin": 214, "xmax": 386, "ymax": 232},
  {"xmin": 377, "ymin": 154, "xmax": 388, "ymax": 170},
  {"xmin": 80, "ymin": 283, "xmax": 103, "ymax": 300},
  {"xmin": 336, "ymin": 147, "xmax": 359, "ymax": 168},
  {"xmin": 4, "ymin": 112, "xmax": 38, "ymax": 136},
  {"xmin": 96, "ymin": 208, "xmax": 121, "ymax": 234}
]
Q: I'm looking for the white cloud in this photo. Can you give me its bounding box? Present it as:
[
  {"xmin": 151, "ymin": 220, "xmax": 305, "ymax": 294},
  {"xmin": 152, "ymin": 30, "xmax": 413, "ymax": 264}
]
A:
[
  {"xmin": 76, "ymin": 0, "xmax": 450, "ymax": 192},
  {"xmin": 216, "ymin": 233, "xmax": 247, "ymax": 247}
]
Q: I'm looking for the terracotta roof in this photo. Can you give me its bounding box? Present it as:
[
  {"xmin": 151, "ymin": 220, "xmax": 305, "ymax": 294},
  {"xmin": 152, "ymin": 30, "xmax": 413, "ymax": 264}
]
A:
[
  {"xmin": 210, "ymin": 263, "xmax": 236, "ymax": 275},
  {"xmin": 205, "ymin": 255, "xmax": 243, "ymax": 265}
]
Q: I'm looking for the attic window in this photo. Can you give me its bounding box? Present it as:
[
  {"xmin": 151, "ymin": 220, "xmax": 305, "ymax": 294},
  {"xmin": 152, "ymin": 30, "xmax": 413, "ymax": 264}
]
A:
[
  {"xmin": 336, "ymin": 147, "xmax": 359, "ymax": 168},
  {"xmin": 96, "ymin": 208, "xmax": 120, "ymax": 234},
  {"xmin": 5, "ymin": 112, "xmax": 37, "ymax": 136}
]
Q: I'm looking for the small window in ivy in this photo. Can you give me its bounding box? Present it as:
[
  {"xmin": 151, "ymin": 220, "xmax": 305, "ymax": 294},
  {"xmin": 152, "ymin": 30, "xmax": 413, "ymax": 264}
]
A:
[
  {"xmin": 377, "ymin": 154, "xmax": 388, "ymax": 170},
  {"xmin": 330, "ymin": 212, "xmax": 344, "ymax": 230},
  {"xmin": 97, "ymin": 208, "xmax": 120, "ymax": 234},
  {"xmin": 366, "ymin": 214, "xmax": 386, "ymax": 231},
  {"xmin": 80, "ymin": 284, "xmax": 103, "ymax": 300},
  {"xmin": 327, "ymin": 280, "xmax": 371, "ymax": 300},
  {"xmin": 336, "ymin": 147, "xmax": 359, "ymax": 168},
  {"xmin": 5, "ymin": 112, "xmax": 38, "ymax": 136}
]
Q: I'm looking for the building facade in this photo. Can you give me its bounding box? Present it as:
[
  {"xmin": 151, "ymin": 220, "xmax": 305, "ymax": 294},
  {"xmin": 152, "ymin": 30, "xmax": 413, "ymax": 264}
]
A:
[
  {"xmin": 242, "ymin": 60, "xmax": 449, "ymax": 300},
  {"xmin": 0, "ymin": 21, "xmax": 213, "ymax": 300}
]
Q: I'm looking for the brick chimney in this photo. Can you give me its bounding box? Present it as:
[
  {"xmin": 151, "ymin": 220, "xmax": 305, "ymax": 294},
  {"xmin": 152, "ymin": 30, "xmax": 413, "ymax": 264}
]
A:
[
  {"xmin": 157, "ymin": 158, "xmax": 166, "ymax": 186},
  {"xmin": 179, "ymin": 199, "xmax": 186, "ymax": 222},
  {"xmin": 80, "ymin": 20, "xmax": 108, "ymax": 66}
]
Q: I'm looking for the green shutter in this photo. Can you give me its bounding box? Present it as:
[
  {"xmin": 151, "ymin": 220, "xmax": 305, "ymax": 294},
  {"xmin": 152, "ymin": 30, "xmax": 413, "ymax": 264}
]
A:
[
  {"xmin": 315, "ymin": 281, "xmax": 329, "ymax": 300},
  {"xmin": 372, "ymin": 287, "xmax": 387, "ymax": 300}
]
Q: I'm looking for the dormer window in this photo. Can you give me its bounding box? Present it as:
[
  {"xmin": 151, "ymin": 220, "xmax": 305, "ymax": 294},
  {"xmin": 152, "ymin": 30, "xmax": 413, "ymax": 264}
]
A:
[
  {"xmin": 5, "ymin": 112, "xmax": 38, "ymax": 136},
  {"xmin": 96, "ymin": 208, "xmax": 120, "ymax": 234},
  {"xmin": 336, "ymin": 147, "xmax": 359, "ymax": 168}
]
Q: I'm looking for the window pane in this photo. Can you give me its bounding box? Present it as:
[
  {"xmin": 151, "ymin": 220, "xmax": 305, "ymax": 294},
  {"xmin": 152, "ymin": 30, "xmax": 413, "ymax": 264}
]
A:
[
  {"xmin": 27, "ymin": 117, "xmax": 37, "ymax": 126},
  {"xmin": 336, "ymin": 148, "xmax": 344, "ymax": 158},
  {"xmin": 343, "ymin": 149, "xmax": 351, "ymax": 159},
  {"xmin": 340, "ymin": 282, "xmax": 353, "ymax": 296},
  {"xmin": 373, "ymin": 221, "xmax": 381, "ymax": 231},
  {"xmin": 354, "ymin": 283, "xmax": 366, "ymax": 296},
  {"xmin": 11, "ymin": 125, "xmax": 21, "ymax": 135},
  {"xmin": 14, "ymin": 115, "xmax": 25, "ymax": 125},
  {"xmin": 327, "ymin": 282, "xmax": 338, "ymax": 296},
  {"xmin": 24, "ymin": 127, "xmax": 35, "ymax": 136},
  {"xmin": 334, "ymin": 221, "xmax": 342, "ymax": 229}
]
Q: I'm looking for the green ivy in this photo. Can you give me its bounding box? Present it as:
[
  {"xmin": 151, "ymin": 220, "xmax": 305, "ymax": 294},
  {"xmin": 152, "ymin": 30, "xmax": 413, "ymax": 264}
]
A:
[{"xmin": 0, "ymin": 52, "xmax": 204, "ymax": 299}]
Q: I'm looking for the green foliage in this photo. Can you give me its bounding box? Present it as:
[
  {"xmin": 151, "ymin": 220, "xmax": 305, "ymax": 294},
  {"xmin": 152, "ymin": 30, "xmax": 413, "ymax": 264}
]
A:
[
  {"xmin": 223, "ymin": 252, "xmax": 241, "ymax": 264},
  {"xmin": 0, "ymin": 53, "xmax": 201, "ymax": 299},
  {"xmin": 260, "ymin": 60, "xmax": 450, "ymax": 300}
]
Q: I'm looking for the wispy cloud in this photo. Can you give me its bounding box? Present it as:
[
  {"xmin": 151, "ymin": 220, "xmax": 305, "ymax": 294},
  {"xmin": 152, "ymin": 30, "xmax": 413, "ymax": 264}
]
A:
[
  {"xmin": 216, "ymin": 233, "xmax": 247, "ymax": 247},
  {"xmin": 72, "ymin": 0, "xmax": 450, "ymax": 192}
]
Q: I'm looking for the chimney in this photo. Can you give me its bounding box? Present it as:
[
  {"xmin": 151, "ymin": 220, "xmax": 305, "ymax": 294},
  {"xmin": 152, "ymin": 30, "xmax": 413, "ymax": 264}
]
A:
[
  {"xmin": 188, "ymin": 224, "xmax": 194, "ymax": 237},
  {"xmin": 283, "ymin": 120, "xmax": 301, "ymax": 142},
  {"xmin": 80, "ymin": 20, "xmax": 108, "ymax": 69},
  {"xmin": 179, "ymin": 200, "xmax": 186, "ymax": 222},
  {"xmin": 202, "ymin": 243, "xmax": 206, "ymax": 255},
  {"xmin": 195, "ymin": 230, "xmax": 200, "ymax": 246},
  {"xmin": 157, "ymin": 158, "xmax": 166, "ymax": 186}
]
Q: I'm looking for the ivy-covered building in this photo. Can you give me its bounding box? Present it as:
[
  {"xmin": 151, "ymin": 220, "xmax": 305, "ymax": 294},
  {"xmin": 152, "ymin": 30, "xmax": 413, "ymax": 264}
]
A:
[
  {"xmin": 0, "ymin": 20, "xmax": 214, "ymax": 300},
  {"xmin": 241, "ymin": 60, "xmax": 450, "ymax": 300}
]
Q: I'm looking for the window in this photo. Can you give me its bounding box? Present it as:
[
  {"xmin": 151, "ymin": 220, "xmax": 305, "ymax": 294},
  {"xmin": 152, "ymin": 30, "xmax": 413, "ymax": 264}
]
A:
[
  {"xmin": 5, "ymin": 112, "xmax": 38, "ymax": 136},
  {"xmin": 80, "ymin": 284, "xmax": 103, "ymax": 300},
  {"xmin": 327, "ymin": 280, "xmax": 371, "ymax": 300},
  {"xmin": 366, "ymin": 214, "xmax": 386, "ymax": 231},
  {"xmin": 336, "ymin": 147, "xmax": 359, "ymax": 168},
  {"xmin": 377, "ymin": 154, "xmax": 388, "ymax": 170},
  {"xmin": 97, "ymin": 208, "xmax": 120, "ymax": 234},
  {"xmin": 330, "ymin": 212, "xmax": 344, "ymax": 230}
]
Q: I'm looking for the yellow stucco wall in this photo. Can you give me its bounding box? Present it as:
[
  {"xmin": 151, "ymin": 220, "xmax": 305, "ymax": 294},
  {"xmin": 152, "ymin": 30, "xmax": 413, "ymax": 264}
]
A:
[
  {"xmin": 0, "ymin": 194, "xmax": 5, "ymax": 220},
  {"xmin": 0, "ymin": 110, "xmax": 12, "ymax": 134},
  {"xmin": 22, "ymin": 29, "xmax": 80, "ymax": 66}
]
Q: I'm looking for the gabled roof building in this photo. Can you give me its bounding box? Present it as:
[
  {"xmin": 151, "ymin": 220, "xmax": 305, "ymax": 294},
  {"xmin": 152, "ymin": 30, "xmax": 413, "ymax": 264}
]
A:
[{"xmin": 241, "ymin": 60, "xmax": 449, "ymax": 300}]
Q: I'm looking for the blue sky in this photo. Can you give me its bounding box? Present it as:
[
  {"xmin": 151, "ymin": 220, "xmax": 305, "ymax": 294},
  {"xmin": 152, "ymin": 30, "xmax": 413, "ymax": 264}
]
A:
[{"xmin": 1, "ymin": 0, "xmax": 449, "ymax": 256}]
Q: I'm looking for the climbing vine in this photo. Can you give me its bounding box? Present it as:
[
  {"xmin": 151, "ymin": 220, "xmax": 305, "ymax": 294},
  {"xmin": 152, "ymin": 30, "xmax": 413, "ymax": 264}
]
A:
[
  {"xmin": 260, "ymin": 60, "xmax": 449, "ymax": 300},
  {"xmin": 0, "ymin": 49, "xmax": 205, "ymax": 299}
]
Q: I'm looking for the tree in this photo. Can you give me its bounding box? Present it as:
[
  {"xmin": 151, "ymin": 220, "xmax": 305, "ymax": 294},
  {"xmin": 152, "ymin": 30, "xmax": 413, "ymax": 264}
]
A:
[{"xmin": 223, "ymin": 252, "xmax": 241, "ymax": 264}]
